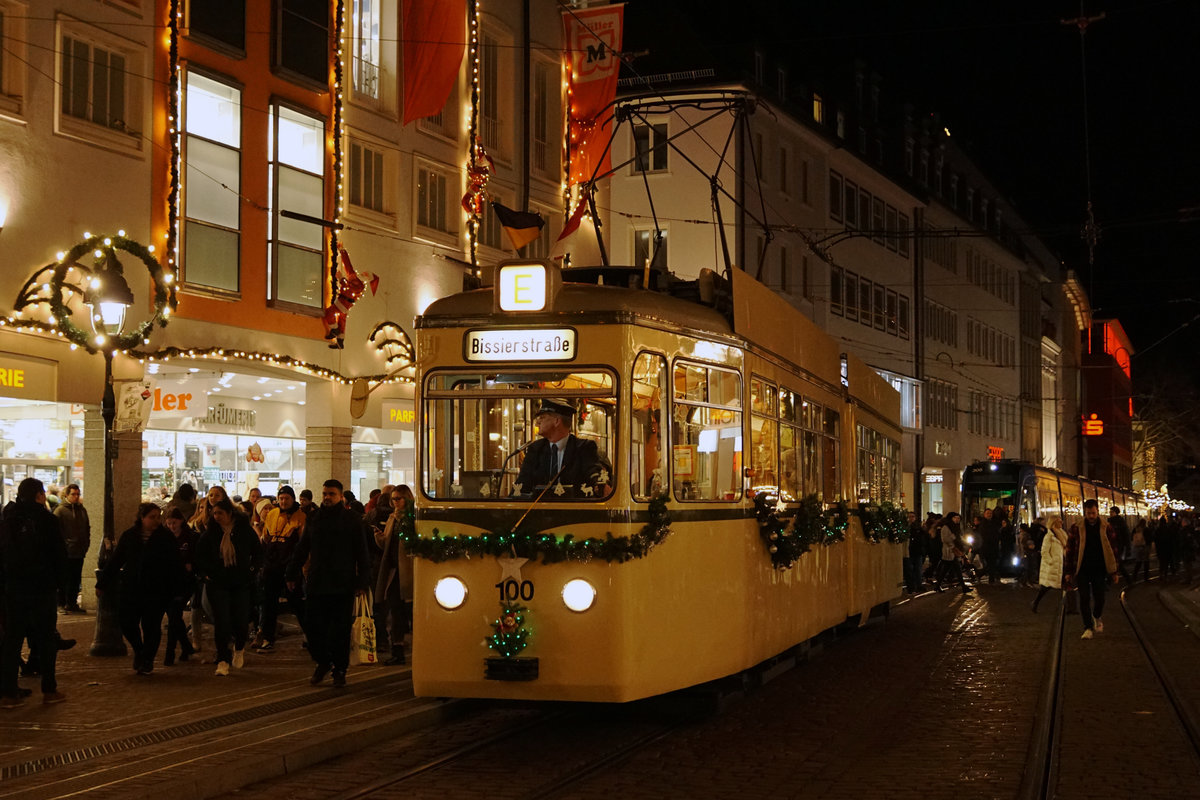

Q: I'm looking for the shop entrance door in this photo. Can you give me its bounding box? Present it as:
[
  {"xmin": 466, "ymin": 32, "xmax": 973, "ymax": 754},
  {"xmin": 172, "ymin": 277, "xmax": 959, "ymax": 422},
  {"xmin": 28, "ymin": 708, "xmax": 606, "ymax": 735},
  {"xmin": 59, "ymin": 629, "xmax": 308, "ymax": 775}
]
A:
[{"xmin": 0, "ymin": 462, "xmax": 71, "ymax": 506}]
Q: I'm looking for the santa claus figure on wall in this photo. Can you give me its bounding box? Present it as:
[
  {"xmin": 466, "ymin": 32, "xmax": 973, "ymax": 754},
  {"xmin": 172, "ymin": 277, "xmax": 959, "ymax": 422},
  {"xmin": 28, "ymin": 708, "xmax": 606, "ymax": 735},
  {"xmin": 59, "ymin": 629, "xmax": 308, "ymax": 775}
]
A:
[{"xmin": 322, "ymin": 245, "xmax": 379, "ymax": 349}]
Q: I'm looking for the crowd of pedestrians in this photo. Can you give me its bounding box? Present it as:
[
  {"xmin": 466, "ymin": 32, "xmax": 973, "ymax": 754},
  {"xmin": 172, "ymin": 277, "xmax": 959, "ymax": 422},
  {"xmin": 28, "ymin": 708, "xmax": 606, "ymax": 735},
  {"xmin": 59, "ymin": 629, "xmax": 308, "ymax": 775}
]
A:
[
  {"xmin": 905, "ymin": 497, "xmax": 1198, "ymax": 642},
  {"xmin": 0, "ymin": 476, "xmax": 416, "ymax": 708}
]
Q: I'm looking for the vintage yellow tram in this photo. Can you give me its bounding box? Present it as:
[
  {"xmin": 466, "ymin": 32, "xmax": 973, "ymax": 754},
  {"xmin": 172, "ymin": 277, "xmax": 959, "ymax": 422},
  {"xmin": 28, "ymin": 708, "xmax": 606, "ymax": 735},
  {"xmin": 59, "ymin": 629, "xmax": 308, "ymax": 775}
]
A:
[{"xmin": 409, "ymin": 262, "xmax": 903, "ymax": 702}]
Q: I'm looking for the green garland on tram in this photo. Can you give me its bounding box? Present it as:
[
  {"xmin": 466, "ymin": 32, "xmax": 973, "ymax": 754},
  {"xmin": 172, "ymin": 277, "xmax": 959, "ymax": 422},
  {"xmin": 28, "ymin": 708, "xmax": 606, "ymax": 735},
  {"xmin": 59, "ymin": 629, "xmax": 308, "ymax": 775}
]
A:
[
  {"xmin": 754, "ymin": 493, "xmax": 850, "ymax": 570},
  {"xmin": 857, "ymin": 501, "xmax": 911, "ymax": 545},
  {"xmin": 395, "ymin": 493, "xmax": 672, "ymax": 564}
]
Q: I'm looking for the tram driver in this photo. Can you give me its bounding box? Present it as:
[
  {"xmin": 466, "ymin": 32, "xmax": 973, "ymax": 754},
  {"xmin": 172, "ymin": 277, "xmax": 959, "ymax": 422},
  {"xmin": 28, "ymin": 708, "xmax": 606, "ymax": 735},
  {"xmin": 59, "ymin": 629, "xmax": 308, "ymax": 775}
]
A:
[{"xmin": 513, "ymin": 399, "xmax": 612, "ymax": 499}]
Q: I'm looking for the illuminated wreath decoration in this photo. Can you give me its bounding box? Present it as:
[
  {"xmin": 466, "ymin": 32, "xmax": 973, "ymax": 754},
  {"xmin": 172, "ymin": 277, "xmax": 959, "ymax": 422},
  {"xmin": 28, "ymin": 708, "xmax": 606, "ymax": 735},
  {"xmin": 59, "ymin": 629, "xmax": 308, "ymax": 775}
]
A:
[
  {"xmin": 396, "ymin": 493, "xmax": 672, "ymax": 564},
  {"xmin": 41, "ymin": 234, "xmax": 176, "ymax": 354},
  {"xmin": 858, "ymin": 502, "xmax": 911, "ymax": 545},
  {"xmin": 754, "ymin": 492, "xmax": 850, "ymax": 570}
]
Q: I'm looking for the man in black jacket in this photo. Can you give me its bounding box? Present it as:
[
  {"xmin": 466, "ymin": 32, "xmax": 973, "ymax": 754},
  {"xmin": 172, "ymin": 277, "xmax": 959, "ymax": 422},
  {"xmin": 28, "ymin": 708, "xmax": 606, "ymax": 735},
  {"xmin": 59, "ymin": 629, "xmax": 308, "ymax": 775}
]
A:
[
  {"xmin": 513, "ymin": 399, "xmax": 611, "ymax": 499},
  {"xmin": 1, "ymin": 478, "xmax": 67, "ymax": 707},
  {"xmin": 287, "ymin": 479, "xmax": 370, "ymax": 688}
]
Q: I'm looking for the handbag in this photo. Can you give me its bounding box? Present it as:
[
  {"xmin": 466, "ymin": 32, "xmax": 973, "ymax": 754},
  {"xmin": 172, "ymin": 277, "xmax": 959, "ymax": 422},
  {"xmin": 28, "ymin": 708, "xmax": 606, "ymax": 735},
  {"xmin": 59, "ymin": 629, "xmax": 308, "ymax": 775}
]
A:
[{"xmin": 350, "ymin": 592, "xmax": 378, "ymax": 666}]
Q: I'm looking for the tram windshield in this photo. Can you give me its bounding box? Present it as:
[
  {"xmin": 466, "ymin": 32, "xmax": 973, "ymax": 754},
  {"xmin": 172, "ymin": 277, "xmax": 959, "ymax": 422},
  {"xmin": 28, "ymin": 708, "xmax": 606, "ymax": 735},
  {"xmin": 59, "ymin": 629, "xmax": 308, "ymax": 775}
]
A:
[
  {"xmin": 422, "ymin": 369, "xmax": 616, "ymax": 501},
  {"xmin": 962, "ymin": 488, "xmax": 1017, "ymax": 528}
]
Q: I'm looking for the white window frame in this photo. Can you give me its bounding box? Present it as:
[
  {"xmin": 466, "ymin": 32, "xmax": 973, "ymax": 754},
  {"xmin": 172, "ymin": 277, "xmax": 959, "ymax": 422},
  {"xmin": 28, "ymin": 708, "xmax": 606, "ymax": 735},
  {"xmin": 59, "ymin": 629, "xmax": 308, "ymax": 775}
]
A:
[
  {"xmin": 413, "ymin": 157, "xmax": 457, "ymax": 245},
  {"xmin": 350, "ymin": 0, "xmax": 382, "ymax": 103},
  {"xmin": 55, "ymin": 15, "xmax": 146, "ymax": 154},
  {"xmin": 269, "ymin": 102, "xmax": 326, "ymax": 311},
  {"xmin": 346, "ymin": 135, "xmax": 396, "ymax": 227},
  {"xmin": 182, "ymin": 69, "xmax": 243, "ymax": 296},
  {"xmin": 632, "ymin": 119, "xmax": 669, "ymax": 173},
  {"xmin": 0, "ymin": 1, "xmax": 27, "ymax": 119}
]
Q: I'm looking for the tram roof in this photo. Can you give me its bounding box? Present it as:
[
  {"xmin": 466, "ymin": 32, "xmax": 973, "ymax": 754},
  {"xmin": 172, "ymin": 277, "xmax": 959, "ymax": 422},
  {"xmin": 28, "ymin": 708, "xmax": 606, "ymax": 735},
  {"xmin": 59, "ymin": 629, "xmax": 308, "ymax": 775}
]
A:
[{"xmin": 417, "ymin": 278, "xmax": 735, "ymax": 337}]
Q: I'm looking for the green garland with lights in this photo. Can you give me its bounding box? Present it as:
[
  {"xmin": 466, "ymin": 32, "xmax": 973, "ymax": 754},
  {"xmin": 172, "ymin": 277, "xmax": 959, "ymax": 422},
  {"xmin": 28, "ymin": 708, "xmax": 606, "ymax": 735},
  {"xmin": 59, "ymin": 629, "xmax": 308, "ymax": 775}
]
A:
[
  {"xmin": 40, "ymin": 234, "xmax": 177, "ymax": 355},
  {"xmin": 858, "ymin": 502, "xmax": 910, "ymax": 544},
  {"xmin": 754, "ymin": 492, "xmax": 850, "ymax": 570},
  {"xmin": 129, "ymin": 345, "xmax": 413, "ymax": 386},
  {"xmin": 396, "ymin": 493, "xmax": 672, "ymax": 564},
  {"xmin": 487, "ymin": 603, "xmax": 530, "ymax": 658}
]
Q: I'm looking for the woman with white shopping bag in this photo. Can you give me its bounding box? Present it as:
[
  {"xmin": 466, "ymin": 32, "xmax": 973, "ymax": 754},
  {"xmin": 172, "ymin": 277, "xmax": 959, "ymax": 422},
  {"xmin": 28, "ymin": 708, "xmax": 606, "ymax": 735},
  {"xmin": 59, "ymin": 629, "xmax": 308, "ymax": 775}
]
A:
[
  {"xmin": 1031, "ymin": 516, "xmax": 1069, "ymax": 613},
  {"xmin": 374, "ymin": 485, "xmax": 415, "ymax": 665}
]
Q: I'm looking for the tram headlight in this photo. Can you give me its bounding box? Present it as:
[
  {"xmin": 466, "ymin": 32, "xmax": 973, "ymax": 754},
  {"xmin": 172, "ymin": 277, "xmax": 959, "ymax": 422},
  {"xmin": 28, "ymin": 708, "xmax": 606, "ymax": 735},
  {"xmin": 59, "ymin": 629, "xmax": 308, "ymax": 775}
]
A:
[
  {"xmin": 561, "ymin": 579, "xmax": 597, "ymax": 613},
  {"xmin": 434, "ymin": 576, "xmax": 468, "ymax": 610}
]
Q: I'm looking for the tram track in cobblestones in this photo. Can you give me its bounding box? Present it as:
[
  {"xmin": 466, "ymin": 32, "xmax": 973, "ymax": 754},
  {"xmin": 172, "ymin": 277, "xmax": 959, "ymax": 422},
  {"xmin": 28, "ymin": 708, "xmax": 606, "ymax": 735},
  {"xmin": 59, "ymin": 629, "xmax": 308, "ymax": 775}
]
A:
[
  {"xmin": 1021, "ymin": 583, "xmax": 1200, "ymax": 800},
  {"xmin": 329, "ymin": 705, "xmax": 684, "ymax": 800}
]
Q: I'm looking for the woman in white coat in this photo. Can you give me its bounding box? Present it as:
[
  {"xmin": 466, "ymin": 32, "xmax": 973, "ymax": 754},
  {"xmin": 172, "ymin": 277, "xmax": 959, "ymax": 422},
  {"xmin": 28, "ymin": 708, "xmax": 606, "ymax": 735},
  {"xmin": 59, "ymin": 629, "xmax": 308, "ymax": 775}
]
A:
[{"xmin": 1032, "ymin": 516, "xmax": 1069, "ymax": 612}]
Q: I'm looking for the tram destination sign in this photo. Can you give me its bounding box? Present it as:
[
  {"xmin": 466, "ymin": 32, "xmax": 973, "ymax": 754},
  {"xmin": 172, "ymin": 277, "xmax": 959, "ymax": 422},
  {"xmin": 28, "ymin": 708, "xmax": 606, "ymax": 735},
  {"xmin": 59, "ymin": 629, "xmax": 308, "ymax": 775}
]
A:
[{"xmin": 464, "ymin": 328, "xmax": 577, "ymax": 362}]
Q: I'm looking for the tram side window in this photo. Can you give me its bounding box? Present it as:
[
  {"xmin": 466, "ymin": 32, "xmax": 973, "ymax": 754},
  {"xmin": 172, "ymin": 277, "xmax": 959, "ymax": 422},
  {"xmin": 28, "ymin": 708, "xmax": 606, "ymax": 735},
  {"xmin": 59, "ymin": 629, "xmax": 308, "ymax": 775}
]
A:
[
  {"xmin": 672, "ymin": 361, "xmax": 742, "ymax": 501},
  {"xmin": 855, "ymin": 423, "xmax": 900, "ymax": 505},
  {"xmin": 750, "ymin": 377, "xmax": 778, "ymax": 493},
  {"xmin": 630, "ymin": 353, "xmax": 668, "ymax": 500}
]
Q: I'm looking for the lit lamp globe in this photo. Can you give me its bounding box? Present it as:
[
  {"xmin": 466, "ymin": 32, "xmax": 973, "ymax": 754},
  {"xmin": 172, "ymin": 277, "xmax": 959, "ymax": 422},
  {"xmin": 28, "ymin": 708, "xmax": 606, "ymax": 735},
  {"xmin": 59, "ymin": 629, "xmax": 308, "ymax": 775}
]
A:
[{"xmin": 84, "ymin": 267, "xmax": 134, "ymax": 344}]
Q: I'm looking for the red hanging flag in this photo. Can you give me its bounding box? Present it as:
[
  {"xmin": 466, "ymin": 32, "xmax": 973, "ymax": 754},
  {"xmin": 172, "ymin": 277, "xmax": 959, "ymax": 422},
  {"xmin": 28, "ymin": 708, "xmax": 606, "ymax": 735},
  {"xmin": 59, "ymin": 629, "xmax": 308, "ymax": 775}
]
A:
[
  {"xmin": 563, "ymin": 3, "xmax": 624, "ymax": 186},
  {"xmin": 403, "ymin": 0, "xmax": 467, "ymax": 126}
]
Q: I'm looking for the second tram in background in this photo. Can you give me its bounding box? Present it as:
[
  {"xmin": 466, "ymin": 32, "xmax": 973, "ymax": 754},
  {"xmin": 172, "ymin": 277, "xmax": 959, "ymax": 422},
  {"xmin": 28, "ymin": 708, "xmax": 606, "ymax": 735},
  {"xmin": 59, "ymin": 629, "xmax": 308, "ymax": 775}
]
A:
[
  {"xmin": 961, "ymin": 459, "xmax": 1149, "ymax": 528},
  {"xmin": 409, "ymin": 261, "xmax": 905, "ymax": 702}
]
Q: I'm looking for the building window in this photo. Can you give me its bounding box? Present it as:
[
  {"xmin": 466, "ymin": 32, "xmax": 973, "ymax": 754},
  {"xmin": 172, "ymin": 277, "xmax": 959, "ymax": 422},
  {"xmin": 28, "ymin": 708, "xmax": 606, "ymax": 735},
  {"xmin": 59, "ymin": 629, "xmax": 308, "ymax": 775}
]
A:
[
  {"xmin": 348, "ymin": 140, "xmax": 384, "ymax": 213},
  {"xmin": 799, "ymin": 158, "xmax": 809, "ymax": 204},
  {"xmin": 480, "ymin": 197, "xmax": 504, "ymax": 250},
  {"xmin": 60, "ymin": 35, "xmax": 130, "ymax": 133},
  {"xmin": 776, "ymin": 67, "xmax": 787, "ymax": 98},
  {"xmin": 779, "ymin": 246, "xmax": 789, "ymax": 292},
  {"xmin": 271, "ymin": 104, "xmax": 325, "ymax": 309},
  {"xmin": 886, "ymin": 290, "xmax": 898, "ymax": 335},
  {"xmin": 829, "ymin": 171, "xmax": 843, "ymax": 222},
  {"xmin": 898, "ymin": 213, "xmax": 910, "ymax": 258},
  {"xmin": 532, "ymin": 60, "xmax": 552, "ymax": 175},
  {"xmin": 183, "ymin": 72, "xmax": 241, "ymax": 294},
  {"xmin": 859, "ymin": 279, "xmax": 872, "ymax": 327},
  {"xmin": 885, "ymin": 205, "xmax": 898, "ymax": 251},
  {"xmin": 351, "ymin": 0, "xmax": 381, "ymax": 99},
  {"xmin": 812, "ymin": 92, "xmax": 823, "ymax": 123},
  {"xmin": 0, "ymin": 4, "xmax": 26, "ymax": 116},
  {"xmin": 479, "ymin": 30, "xmax": 501, "ymax": 149},
  {"xmin": 830, "ymin": 265, "xmax": 843, "ymax": 313},
  {"xmin": 844, "ymin": 271, "xmax": 858, "ymax": 322},
  {"xmin": 634, "ymin": 228, "xmax": 667, "ymax": 269},
  {"xmin": 187, "ymin": 0, "xmax": 246, "ymax": 52},
  {"xmin": 871, "ymin": 197, "xmax": 885, "ymax": 244},
  {"xmin": 779, "ymin": 147, "xmax": 789, "ymax": 194},
  {"xmin": 801, "ymin": 255, "xmax": 810, "ymax": 299},
  {"xmin": 633, "ymin": 122, "xmax": 668, "ymax": 172},
  {"xmin": 898, "ymin": 295, "xmax": 910, "ymax": 339},
  {"xmin": 873, "ymin": 284, "xmax": 885, "ymax": 330},
  {"xmin": 903, "ymin": 138, "xmax": 914, "ymax": 176},
  {"xmin": 753, "ymin": 132, "xmax": 764, "ymax": 179},
  {"xmin": 416, "ymin": 162, "xmax": 452, "ymax": 234},
  {"xmin": 844, "ymin": 181, "xmax": 858, "ymax": 228},
  {"xmin": 276, "ymin": 0, "xmax": 329, "ymax": 85}
]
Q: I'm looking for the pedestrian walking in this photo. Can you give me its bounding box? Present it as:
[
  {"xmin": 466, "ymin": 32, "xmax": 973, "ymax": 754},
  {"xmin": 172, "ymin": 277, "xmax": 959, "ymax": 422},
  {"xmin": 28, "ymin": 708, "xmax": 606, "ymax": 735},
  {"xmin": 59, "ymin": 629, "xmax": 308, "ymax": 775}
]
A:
[
  {"xmin": 52, "ymin": 484, "xmax": 90, "ymax": 613},
  {"xmin": 1108, "ymin": 506, "xmax": 1133, "ymax": 584},
  {"xmin": 1064, "ymin": 499, "xmax": 1120, "ymax": 639},
  {"xmin": 923, "ymin": 513, "xmax": 942, "ymax": 583},
  {"xmin": 1031, "ymin": 517, "xmax": 1069, "ymax": 612},
  {"xmin": 934, "ymin": 512, "xmax": 972, "ymax": 594},
  {"xmin": 1179, "ymin": 514, "xmax": 1196, "ymax": 584},
  {"xmin": 255, "ymin": 486, "xmax": 306, "ymax": 653},
  {"xmin": 196, "ymin": 498, "xmax": 262, "ymax": 676},
  {"xmin": 287, "ymin": 479, "xmax": 371, "ymax": 688},
  {"xmin": 976, "ymin": 508, "xmax": 1001, "ymax": 584},
  {"xmin": 162, "ymin": 507, "xmax": 197, "ymax": 665},
  {"xmin": 1, "ymin": 478, "xmax": 68, "ymax": 707},
  {"xmin": 374, "ymin": 485, "xmax": 415, "ymax": 665},
  {"xmin": 904, "ymin": 511, "xmax": 924, "ymax": 593},
  {"xmin": 1129, "ymin": 518, "xmax": 1151, "ymax": 584},
  {"xmin": 97, "ymin": 503, "xmax": 185, "ymax": 675}
]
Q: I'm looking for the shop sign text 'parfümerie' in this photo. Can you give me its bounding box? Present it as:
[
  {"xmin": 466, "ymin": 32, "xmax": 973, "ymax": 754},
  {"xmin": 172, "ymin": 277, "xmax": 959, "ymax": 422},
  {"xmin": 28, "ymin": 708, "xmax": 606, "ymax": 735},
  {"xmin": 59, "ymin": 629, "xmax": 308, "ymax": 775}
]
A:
[
  {"xmin": 464, "ymin": 328, "xmax": 576, "ymax": 362},
  {"xmin": 204, "ymin": 403, "xmax": 256, "ymax": 429}
]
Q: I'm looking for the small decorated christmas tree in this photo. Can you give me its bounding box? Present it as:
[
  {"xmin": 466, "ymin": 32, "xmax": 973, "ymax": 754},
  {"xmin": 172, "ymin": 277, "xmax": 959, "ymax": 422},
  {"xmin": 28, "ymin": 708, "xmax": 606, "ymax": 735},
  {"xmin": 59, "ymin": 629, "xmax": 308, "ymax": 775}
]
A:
[{"xmin": 487, "ymin": 603, "xmax": 530, "ymax": 658}]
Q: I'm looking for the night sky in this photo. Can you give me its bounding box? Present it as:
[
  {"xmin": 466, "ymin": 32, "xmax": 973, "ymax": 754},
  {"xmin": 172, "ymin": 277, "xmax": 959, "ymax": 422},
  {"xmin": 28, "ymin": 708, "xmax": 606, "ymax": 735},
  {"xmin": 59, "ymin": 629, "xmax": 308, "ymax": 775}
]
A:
[{"xmin": 622, "ymin": 0, "xmax": 1200, "ymax": 392}]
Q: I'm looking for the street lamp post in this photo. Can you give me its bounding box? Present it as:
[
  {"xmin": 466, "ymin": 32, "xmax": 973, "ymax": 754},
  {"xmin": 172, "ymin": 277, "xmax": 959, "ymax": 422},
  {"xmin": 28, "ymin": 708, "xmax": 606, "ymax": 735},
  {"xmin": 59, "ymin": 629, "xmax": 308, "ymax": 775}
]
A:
[
  {"xmin": 84, "ymin": 260, "xmax": 134, "ymax": 656},
  {"xmin": 36, "ymin": 234, "xmax": 175, "ymax": 657}
]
